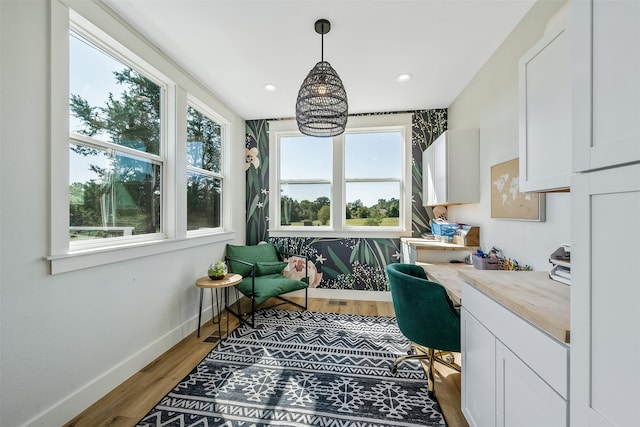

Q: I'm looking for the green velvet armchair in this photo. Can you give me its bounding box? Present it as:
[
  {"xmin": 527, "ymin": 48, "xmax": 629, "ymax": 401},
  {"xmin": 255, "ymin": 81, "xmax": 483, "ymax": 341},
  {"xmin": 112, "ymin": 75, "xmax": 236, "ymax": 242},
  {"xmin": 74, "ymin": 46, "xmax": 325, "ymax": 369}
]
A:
[
  {"xmin": 386, "ymin": 262, "xmax": 461, "ymax": 396},
  {"xmin": 225, "ymin": 243, "xmax": 308, "ymax": 327}
]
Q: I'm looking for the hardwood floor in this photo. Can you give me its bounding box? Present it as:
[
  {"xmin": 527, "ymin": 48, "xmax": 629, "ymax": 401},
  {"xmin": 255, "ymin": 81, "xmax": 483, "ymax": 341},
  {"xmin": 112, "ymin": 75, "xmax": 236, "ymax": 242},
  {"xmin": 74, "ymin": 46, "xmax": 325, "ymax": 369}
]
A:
[{"xmin": 64, "ymin": 297, "xmax": 468, "ymax": 427}]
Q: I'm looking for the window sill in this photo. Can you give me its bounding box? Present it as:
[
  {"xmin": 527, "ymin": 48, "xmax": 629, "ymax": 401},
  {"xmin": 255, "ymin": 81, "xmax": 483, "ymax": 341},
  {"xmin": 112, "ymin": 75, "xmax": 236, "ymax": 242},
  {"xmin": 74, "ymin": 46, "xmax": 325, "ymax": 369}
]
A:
[
  {"xmin": 47, "ymin": 231, "xmax": 235, "ymax": 274},
  {"xmin": 268, "ymin": 229, "xmax": 412, "ymax": 239}
]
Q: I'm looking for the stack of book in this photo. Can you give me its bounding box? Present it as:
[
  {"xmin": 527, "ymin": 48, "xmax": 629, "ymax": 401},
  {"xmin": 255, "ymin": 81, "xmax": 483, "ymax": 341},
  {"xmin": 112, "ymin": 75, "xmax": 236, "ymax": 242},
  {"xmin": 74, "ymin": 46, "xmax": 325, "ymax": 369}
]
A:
[{"xmin": 549, "ymin": 245, "xmax": 570, "ymax": 285}]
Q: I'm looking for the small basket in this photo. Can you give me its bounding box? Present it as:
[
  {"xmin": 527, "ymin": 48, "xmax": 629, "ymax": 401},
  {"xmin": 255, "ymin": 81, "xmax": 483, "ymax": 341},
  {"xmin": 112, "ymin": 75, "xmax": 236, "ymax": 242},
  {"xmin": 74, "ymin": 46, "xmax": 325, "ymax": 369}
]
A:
[{"xmin": 473, "ymin": 254, "xmax": 499, "ymax": 270}]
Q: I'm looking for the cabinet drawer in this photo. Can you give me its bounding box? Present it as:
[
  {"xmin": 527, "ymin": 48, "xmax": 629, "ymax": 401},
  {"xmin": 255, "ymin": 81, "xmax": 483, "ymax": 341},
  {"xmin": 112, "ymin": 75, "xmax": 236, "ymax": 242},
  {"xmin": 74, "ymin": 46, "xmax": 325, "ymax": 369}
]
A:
[{"xmin": 462, "ymin": 281, "xmax": 569, "ymax": 398}]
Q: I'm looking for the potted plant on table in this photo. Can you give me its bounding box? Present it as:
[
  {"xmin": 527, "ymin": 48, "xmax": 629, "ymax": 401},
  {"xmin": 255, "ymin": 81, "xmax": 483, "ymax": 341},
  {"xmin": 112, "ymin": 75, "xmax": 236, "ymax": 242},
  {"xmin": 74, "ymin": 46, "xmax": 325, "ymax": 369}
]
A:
[{"xmin": 208, "ymin": 261, "xmax": 228, "ymax": 280}]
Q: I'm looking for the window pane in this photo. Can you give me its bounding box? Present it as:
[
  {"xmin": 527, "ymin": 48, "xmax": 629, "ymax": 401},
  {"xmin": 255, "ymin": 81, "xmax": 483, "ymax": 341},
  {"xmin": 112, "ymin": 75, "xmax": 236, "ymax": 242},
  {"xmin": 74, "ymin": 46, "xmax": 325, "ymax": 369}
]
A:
[
  {"xmin": 346, "ymin": 182, "xmax": 400, "ymax": 227},
  {"xmin": 280, "ymin": 136, "xmax": 331, "ymax": 180},
  {"xmin": 345, "ymin": 132, "xmax": 401, "ymax": 179},
  {"xmin": 187, "ymin": 106, "xmax": 221, "ymax": 173},
  {"xmin": 69, "ymin": 31, "xmax": 161, "ymax": 155},
  {"xmin": 69, "ymin": 143, "xmax": 161, "ymax": 240},
  {"xmin": 280, "ymin": 183, "xmax": 330, "ymax": 226},
  {"xmin": 187, "ymin": 172, "xmax": 221, "ymax": 230}
]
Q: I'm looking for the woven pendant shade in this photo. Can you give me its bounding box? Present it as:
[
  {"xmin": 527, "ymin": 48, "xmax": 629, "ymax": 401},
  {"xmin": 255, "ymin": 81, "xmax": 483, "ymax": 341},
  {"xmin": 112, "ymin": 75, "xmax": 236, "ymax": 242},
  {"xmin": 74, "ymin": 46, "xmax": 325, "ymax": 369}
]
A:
[{"xmin": 295, "ymin": 19, "xmax": 348, "ymax": 137}]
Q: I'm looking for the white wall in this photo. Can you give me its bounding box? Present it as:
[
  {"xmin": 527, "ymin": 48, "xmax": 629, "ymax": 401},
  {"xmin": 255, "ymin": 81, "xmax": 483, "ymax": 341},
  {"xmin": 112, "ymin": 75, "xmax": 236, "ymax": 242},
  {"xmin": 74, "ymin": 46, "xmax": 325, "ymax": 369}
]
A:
[
  {"xmin": 0, "ymin": 1, "xmax": 246, "ymax": 426},
  {"xmin": 447, "ymin": 0, "xmax": 569, "ymax": 270}
]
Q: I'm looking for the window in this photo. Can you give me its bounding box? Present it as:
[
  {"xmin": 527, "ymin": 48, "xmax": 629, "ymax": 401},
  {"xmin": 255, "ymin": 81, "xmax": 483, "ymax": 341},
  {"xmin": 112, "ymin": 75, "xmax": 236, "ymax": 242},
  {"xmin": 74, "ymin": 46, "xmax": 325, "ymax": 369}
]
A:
[
  {"xmin": 279, "ymin": 136, "xmax": 332, "ymax": 226},
  {"xmin": 186, "ymin": 102, "xmax": 224, "ymax": 233},
  {"xmin": 49, "ymin": 6, "xmax": 235, "ymax": 273},
  {"xmin": 69, "ymin": 30, "xmax": 164, "ymax": 248},
  {"xmin": 269, "ymin": 114, "xmax": 412, "ymax": 237},
  {"xmin": 345, "ymin": 131, "xmax": 402, "ymax": 227}
]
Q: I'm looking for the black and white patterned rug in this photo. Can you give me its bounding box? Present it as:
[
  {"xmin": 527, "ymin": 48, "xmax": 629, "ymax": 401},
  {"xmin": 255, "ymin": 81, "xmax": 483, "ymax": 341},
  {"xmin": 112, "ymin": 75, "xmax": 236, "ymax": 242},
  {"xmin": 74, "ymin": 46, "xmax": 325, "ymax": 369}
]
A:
[{"xmin": 136, "ymin": 309, "xmax": 446, "ymax": 426}]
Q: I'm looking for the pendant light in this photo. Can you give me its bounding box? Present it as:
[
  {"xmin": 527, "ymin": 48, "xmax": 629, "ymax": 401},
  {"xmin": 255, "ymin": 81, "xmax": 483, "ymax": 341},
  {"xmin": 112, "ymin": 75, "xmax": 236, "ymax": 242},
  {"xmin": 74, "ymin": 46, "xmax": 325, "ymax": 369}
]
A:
[{"xmin": 295, "ymin": 19, "xmax": 348, "ymax": 137}]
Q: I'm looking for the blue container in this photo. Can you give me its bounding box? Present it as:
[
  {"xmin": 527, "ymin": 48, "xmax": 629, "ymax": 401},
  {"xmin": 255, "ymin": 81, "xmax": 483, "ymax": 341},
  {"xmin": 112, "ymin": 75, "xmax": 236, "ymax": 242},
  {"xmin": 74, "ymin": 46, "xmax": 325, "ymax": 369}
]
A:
[{"xmin": 431, "ymin": 222, "xmax": 459, "ymax": 237}]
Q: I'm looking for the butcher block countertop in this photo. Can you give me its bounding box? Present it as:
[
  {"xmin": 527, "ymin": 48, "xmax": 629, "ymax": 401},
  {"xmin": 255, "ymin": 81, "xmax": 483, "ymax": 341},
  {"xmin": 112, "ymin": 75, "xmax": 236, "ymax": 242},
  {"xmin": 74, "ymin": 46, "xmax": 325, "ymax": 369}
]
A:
[{"xmin": 418, "ymin": 262, "xmax": 570, "ymax": 344}]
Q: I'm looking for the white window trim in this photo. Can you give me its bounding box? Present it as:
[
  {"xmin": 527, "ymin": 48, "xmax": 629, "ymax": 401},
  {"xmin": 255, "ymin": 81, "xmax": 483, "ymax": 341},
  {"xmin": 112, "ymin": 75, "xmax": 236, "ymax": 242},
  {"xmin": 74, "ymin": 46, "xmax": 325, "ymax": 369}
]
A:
[
  {"xmin": 185, "ymin": 95, "xmax": 229, "ymax": 237},
  {"xmin": 268, "ymin": 114, "xmax": 413, "ymax": 238},
  {"xmin": 48, "ymin": 1, "xmax": 235, "ymax": 274}
]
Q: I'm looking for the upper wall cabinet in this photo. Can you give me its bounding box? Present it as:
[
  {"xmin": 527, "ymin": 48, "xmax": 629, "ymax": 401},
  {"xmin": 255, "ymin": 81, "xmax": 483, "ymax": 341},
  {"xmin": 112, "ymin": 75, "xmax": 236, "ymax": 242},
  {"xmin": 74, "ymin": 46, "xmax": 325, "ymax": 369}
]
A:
[
  {"xmin": 573, "ymin": 0, "xmax": 640, "ymax": 172},
  {"xmin": 423, "ymin": 129, "xmax": 479, "ymax": 206},
  {"xmin": 519, "ymin": 4, "xmax": 571, "ymax": 192}
]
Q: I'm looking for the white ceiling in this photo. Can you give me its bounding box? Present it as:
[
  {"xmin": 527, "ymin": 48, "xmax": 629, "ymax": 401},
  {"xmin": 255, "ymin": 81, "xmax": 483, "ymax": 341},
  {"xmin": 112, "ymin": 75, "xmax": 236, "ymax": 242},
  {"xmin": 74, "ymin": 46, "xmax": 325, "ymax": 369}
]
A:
[{"xmin": 103, "ymin": 0, "xmax": 536, "ymax": 120}]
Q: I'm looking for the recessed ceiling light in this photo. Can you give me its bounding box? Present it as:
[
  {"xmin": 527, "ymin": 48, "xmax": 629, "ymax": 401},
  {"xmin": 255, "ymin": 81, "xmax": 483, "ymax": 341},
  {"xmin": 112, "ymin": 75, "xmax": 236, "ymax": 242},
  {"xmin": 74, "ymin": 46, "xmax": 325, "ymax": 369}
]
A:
[
  {"xmin": 264, "ymin": 84, "xmax": 277, "ymax": 92},
  {"xmin": 396, "ymin": 73, "xmax": 412, "ymax": 83}
]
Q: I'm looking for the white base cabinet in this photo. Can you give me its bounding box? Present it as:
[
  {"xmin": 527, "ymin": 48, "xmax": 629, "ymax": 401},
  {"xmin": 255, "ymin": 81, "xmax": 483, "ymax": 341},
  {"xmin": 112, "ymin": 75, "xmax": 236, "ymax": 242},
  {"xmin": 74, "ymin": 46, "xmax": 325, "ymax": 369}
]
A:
[{"xmin": 461, "ymin": 282, "xmax": 569, "ymax": 427}]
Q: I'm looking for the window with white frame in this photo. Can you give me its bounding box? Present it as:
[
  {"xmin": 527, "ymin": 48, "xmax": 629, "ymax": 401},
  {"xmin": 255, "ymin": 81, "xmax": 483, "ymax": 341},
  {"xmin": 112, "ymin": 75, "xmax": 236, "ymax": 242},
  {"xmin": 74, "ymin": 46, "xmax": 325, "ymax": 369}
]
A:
[
  {"xmin": 186, "ymin": 102, "xmax": 224, "ymax": 232},
  {"xmin": 49, "ymin": 4, "xmax": 234, "ymax": 273},
  {"xmin": 269, "ymin": 114, "xmax": 412, "ymax": 237},
  {"xmin": 69, "ymin": 29, "xmax": 164, "ymax": 247}
]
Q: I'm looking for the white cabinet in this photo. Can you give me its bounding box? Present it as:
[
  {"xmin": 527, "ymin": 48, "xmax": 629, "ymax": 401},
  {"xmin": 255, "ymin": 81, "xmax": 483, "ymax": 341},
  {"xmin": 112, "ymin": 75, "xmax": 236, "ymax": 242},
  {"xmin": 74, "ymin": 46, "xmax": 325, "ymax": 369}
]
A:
[
  {"xmin": 496, "ymin": 341, "xmax": 568, "ymax": 427},
  {"xmin": 461, "ymin": 308, "xmax": 496, "ymax": 427},
  {"xmin": 422, "ymin": 129, "xmax": 479, "ymax": 206},
  {"xmin": 571, "ymin": 1, "xmax": 640, "ymax": 426},
  {"xmin": 462, "ymin": 282, "xmax": 569, "ymax": 427},
  {"xmin": 519, "ymin": 5, "xmax": 571, "ymax": 192},
  {"xmin": 571, "ymin": 163, "xmax": 640, "ymax": 427},
  {"xmin": 573, "ymin": 0, "xmax": 640, "ymax": 172}
]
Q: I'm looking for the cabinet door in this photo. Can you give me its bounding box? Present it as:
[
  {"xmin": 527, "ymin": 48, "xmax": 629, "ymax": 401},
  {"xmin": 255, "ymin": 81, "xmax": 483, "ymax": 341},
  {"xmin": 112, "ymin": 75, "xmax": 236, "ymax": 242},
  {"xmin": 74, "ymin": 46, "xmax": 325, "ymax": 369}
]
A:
[
  {"xmin": 433, "ymin": 135, "xmax": 447, "ymax": 204},
  {"xmin": 519, "ymin": 10, "xmax": 571, "ymax": 192},
  {"xmin": 496, "ymin": 341, "xmax": 568, "ymax": 427},
  {"xmin": 571, "ymin": 163, "xmax": 640, "ymax": 427},
  {"xmin": 573, "ymin": 0, "xmax": 640, "ymax": 172},
  {"xmin": 461, "ymin": 308, "xmax": 496, "ymax": 427},
  {"xmin": 422, "ymin": 142, "xmax": 437, "ymax": 206}
]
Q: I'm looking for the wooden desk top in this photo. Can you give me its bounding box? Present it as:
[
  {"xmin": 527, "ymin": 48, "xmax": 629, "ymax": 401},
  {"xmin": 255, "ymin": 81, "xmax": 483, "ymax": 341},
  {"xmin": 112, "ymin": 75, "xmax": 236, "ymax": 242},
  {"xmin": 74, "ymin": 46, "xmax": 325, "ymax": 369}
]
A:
[
  {"xmin": 459, "ymin": 270, "xmax": 570, "ymax": 343},
  {"xmin": 196, "ymin": 273, "xmax": 242, "ymax": 289},
  {"xmin": 401, "ymin": 237, "xmax": 477, "ymax": 251},
  {"xmin": 418, "ymin": 262, "xmax": 473, "ymax": 305},
  {"xmin": 417, "ymin": 262, "xmax": 570, "ymax": 344}
]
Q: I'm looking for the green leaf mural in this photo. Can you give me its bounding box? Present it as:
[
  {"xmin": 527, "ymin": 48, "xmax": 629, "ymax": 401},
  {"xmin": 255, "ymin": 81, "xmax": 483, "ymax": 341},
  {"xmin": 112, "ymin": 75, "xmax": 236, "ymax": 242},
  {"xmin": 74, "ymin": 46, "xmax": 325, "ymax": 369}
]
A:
[{"xmin": 245, "ymin": 109, "xmax": 446, "ymax": 291}]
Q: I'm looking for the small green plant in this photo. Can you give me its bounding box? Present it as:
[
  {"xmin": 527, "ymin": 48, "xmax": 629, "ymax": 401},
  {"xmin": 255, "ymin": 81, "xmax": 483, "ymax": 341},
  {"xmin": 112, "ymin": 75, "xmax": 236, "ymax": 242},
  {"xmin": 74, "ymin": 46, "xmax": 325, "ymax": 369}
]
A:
[{"xmin": 208, "ymin": 260, "xmax": 227, "ymax": 279}]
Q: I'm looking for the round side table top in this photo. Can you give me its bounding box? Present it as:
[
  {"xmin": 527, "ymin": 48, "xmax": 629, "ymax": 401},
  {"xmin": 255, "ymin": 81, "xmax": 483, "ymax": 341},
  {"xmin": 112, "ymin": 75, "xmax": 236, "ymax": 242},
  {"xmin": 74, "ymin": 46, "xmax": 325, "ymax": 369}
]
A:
[{"xmin": 196, "ymin": 273, "xmax": 243, "ymax": 289}]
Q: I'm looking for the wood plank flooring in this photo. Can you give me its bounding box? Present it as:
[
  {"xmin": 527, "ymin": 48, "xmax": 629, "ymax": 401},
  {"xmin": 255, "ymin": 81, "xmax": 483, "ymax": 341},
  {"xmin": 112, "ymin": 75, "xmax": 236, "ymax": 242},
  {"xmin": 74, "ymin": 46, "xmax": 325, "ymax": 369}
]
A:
[{"xmin": 64, "ymin": 297, "xmax": 468, "ymax": 427}]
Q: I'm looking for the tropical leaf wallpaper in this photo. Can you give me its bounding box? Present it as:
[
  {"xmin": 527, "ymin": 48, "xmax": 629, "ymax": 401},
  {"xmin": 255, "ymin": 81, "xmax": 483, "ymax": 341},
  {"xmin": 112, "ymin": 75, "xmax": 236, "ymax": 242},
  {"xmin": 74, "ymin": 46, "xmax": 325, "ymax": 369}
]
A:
[{"xmin": 245, "ymin": 110, "xmax": 446, "ymax": 291}]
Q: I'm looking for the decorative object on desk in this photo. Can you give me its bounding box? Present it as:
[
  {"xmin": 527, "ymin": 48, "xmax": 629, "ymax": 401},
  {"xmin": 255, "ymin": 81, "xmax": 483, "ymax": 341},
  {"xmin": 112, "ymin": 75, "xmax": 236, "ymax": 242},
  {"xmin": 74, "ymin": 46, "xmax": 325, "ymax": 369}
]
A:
[
  {"xmin": 431, "ymin": 220, "xmax": 460, "ymax": 237},
  {"xmin": 549, "ymin": 244, "xmax": 570, "ymax": 285},
  {"xmin": 473, "ymin": 247, "xmax": 532, "ymax": 271},
  {"xmin": 208, "ymin": 260, "xmax": 228, "ymax": 280},
  {"xmin": 135, "ymin": 309, "xmax": 445, "ymax": 426},
  {"xmin": 490, "ymin": 157, "xmax": 545, "ymax": 221},
  {"xmin": 432, "ymin": 205, "xmax": 447, "ymax": 222},
  {"xmin": 453, "ymin": 225, "xmax": 480, "ymax": 246}
]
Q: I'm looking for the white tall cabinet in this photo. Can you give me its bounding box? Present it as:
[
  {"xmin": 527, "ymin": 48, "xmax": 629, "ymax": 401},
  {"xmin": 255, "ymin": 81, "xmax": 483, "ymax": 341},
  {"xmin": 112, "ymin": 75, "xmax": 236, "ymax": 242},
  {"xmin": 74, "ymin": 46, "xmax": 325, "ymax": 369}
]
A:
[
  {"xmin": 571, "ymin": 1, "xmax": 640, "ymax": 426},
  {"xmin": 519, "ymin": 4, "xmax": 571, "ymax": 192}
]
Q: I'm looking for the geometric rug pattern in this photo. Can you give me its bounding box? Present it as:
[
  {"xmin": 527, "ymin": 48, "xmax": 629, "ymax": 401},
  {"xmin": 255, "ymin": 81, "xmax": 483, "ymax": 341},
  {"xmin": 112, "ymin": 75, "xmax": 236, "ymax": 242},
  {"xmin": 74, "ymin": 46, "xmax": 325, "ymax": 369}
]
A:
[{"xmin": 136, "ymin": 309, "xmax": 446, "ymax": 426}]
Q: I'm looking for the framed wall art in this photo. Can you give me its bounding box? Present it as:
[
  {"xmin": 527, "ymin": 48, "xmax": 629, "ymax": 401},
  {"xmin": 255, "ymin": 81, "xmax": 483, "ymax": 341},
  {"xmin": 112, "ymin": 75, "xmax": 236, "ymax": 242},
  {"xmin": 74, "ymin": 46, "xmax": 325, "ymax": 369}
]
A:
[{"xmin": 490, "ymin": 157, "xmax": 545, "ymax": 221}]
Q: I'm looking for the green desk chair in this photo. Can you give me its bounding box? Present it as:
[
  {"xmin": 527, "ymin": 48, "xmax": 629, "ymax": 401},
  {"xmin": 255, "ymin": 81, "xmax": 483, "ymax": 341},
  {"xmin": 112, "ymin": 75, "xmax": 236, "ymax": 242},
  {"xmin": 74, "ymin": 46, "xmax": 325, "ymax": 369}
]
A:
[{"xmin": 386, "ymin": 263, "xmax": 461, "ymax": 396}]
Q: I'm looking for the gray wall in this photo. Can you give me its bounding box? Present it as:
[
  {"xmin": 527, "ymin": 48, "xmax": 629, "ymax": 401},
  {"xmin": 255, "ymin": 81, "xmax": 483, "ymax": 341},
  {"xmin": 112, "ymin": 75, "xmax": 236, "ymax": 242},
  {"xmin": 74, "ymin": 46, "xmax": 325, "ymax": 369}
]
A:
[
  {"xmin": 0, "ymin": 1, "xmax": 246, "ymax": 425},
  {"xmin": 448, "ymin": 0, "xmax": 570, "ymax": 270}
]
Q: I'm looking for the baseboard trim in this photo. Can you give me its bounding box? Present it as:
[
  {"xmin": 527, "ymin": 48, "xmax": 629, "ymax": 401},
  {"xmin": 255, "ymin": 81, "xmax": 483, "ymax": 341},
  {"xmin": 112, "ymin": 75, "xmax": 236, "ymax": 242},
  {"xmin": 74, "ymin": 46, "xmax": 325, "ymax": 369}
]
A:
[
  {"xmin": 24, "ymin": 311, "xmax": 206, "ymax": 427},
  {"xmin": 26, "ymin": 289, "xmax": 391, "ymax": 426}
]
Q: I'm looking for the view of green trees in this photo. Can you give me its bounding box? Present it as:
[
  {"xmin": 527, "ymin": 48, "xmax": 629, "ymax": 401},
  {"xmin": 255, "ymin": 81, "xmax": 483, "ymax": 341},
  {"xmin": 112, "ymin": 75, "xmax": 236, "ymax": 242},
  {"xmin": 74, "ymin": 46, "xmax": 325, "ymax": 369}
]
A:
[
  {"xmin": 70, "ymin": 66, "xmax": 162, "ymax": 239},
  {"xmin": 281, "ymin": 196, "xmax": 400, "ymax": 226},
  {"xmin": 70, "ymin": 59, "xmax": 221, "ymax": 240}
]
